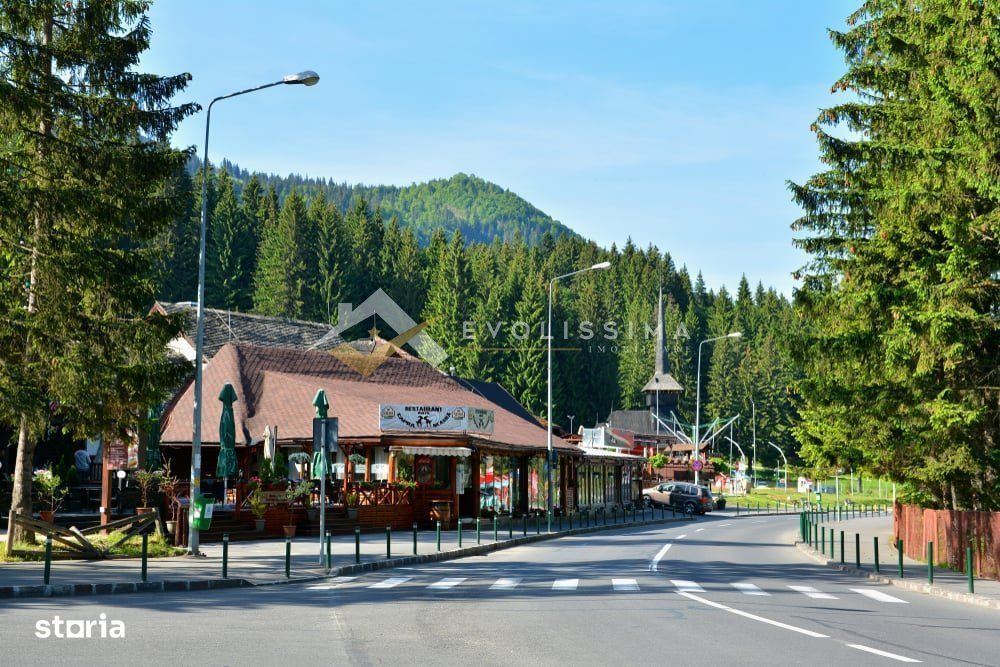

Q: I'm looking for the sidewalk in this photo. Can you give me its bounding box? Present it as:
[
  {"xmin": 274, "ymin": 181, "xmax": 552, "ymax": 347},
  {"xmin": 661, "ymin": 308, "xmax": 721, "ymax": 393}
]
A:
[
  {"xmin": 0, "ymin": 511, "xmax": 690, "ymax": 599},
  {"xmin": 800, "ymin": 514, "xmax": 1000, "ymax": 610}
]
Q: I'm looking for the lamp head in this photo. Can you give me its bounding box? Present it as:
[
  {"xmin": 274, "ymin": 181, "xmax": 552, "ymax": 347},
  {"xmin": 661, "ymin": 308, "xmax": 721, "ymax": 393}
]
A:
[
  {"xmin": 590, "ymin": 261, "xmax": 612, "ymax": 270},
  {"xmin": 727, "ymin": 331, "xmax": 743, "ymax": 338},
  {"xmin": 283, "ymin": 70, "xmax": 320, "ymax": 86}
]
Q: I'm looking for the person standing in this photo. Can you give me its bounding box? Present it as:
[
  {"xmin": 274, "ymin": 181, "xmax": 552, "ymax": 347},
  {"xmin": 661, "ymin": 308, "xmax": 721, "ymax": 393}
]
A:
[{"xmin": 74, "ymin": 444, "xmax": 92, "ymax": 482}]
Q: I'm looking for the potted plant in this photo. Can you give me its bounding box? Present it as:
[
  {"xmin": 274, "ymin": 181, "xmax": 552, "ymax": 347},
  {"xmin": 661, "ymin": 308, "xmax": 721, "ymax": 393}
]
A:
[
  {"xmin": 282, "ymin": 480, "xmax": 310, "ymax": 537},
  {"xmin": 157, "ymin": 462, "xmax": 181, "ymax": 536},
  {"xmin": 133, "ymin": 468, "xmax": 164, "ymax": 514},
  {"xmin": 345, "ymin": 491, "xmax": 360, "ymax": 521},
  {"xmin": 248, "ymin": 485, "xmax": 268, "ymax": 532},
  {"xmin": 33, "ymin": 469, "xmax": 67, "ymax": 523}
]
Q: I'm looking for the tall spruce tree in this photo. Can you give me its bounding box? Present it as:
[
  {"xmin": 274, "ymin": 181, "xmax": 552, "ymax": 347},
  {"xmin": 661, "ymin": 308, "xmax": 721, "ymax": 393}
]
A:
[
  {"xmin": 789, "ymin": 0, "xmax": 999, "ymax": 509},
  {"xmin": 253, "ymin": 190, "xmax": 309, "ymax": 318},
  {"xmin": 422, "ymin": 231, "xmax": 474, "ymax": 375},
  {"xmin": 506, "ymin": 270, "xmax": 547, "ymax": 415},
  {"xmin": 0, "ymin": 1, "xmax": 197, "ymax": 545},
  {"xmin": 206, "ymin": 170, "xmax": 254, "ymax": 310}
]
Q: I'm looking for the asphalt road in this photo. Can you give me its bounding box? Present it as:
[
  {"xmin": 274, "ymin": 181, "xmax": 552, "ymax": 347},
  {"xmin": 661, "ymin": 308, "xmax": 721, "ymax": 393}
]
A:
[{"xmin": 4, "ymin": 514, "xmax": 999, "ymax": 666}]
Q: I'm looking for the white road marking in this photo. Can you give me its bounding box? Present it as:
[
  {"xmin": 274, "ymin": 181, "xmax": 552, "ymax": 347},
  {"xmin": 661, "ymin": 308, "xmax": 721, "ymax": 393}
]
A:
[
  {"xmin": 677, "ymin": 591, "xmax": 828, "ymax": 638},
  {"xmin": 490, "ymin": 577, "xmax": 521, "ymax": 590},
  {"xmin": 650, "ymin": 543, "xmax": 672, "ymax": 572},
  {"xmin": 369, "ymin": 577, "xmax": 411, "ymax": 589},
  {"xmin": 427, "ymin": 577, "xmax": 466, "ymax": 589},
  {"xmin": 612, "ymin": 578, "xmax": 639, "ymax": 592},
  {"xmin": 717, "ymin": 523, "xmax": 732, "ymax": 527},
  {"xmin": 847, "ymin": 644, "xmax": 921, "ymax": 663},
  {"xmin": 675, "ymin": 534, "xmax": 688, "ymax": 539},
  {"xmin": 671, "ymin": 580, "xmax": 704, "ymax": 593},
  {"xmin": 552, "ymin": 578, "xmax": 579, "ymax": 591},
  {"xmin": 732, "ymin": 582, "xmax": 769, "ymax": 596},
  {"xmin": 851, "ymin": 588, "xmax": 908, "ymax": 604},
  {"xmin": 788, "ymin": 585, "xmax": 838, "ymax": 599},
  {"xmin": 306, "ymin": 576, "xmax": 356, "ymax": 590},
  {"xmin": 695, "ymin": 528, "xmax": 705, "ymax": 532}
]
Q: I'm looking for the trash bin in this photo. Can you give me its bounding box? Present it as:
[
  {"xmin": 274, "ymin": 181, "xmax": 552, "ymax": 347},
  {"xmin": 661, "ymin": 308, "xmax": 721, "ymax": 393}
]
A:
[{"xmin": 191, "ymin": 494, "xmax": 215, "ymax": 531}]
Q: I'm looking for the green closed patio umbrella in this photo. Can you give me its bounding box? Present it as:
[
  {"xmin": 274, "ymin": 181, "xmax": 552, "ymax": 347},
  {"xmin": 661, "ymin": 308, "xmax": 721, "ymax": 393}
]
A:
[
  {"xmin": 145, "ymin": 406, "xmax": 162, "ymax": 470},
  {"xmin": 217, "ymin": 383, "xmax": 239, "ymax": 506}
]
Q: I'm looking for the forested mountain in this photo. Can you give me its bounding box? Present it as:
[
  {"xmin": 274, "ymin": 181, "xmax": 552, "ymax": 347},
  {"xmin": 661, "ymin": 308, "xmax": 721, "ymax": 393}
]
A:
[
  {"xmin": 188, "ymin": 157, "xmax": 576, "ymax": 245},
  {"xmin": 157, "ymin": 164, "xmax": 801, "ymax": 467}
]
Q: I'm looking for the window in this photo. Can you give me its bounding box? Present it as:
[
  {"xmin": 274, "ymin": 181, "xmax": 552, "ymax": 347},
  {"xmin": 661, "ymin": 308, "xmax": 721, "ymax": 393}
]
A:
[{"xmin": 371, "ymin": 448, "xmax": 389, "ymax": 481}]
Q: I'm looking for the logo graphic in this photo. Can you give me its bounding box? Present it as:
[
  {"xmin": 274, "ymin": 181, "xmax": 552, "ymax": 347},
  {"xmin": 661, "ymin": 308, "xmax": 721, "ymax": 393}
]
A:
[{"xmin": 321, "ymin": 289, "xmax": 447, "ymax": 376}]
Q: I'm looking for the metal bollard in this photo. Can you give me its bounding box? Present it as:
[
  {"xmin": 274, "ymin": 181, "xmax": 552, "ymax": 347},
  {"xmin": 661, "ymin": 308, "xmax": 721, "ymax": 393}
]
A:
[
  {"xmin": 558, "ymin": 514, "xmax": 562, "ymax": 532},
  {"xmin": 458, "ymin": 518, "xmax": 463, "ymax": 548},
  {"xmin": 603, "ymin": 508, "xmax": 608, "ymax": 526},
  {"xmin": 967, "ymin": 545, "xmax": 974, "ymax": 594},
  {"xmin": 523, "ymin": 514, "xmax": 528, "ymax": 536},
  {"xmin": 386, "ymin": 525, "xmax": 392, "ymax": 559},
  {"xmin": 436, "ymin": 521, "xmax": 441, "ymax": 551},
  {"xmin": 285, "ymin": 537, "xmax": 291, "ymax": 578},
  {"xmin": 44, "ymin": 536, "xmax": 52, "ymax": 585},
  {"xmin": 840, "ymin": 531, "xmax": 845, "ymax": 564},
  {"xmin": 536, "ymin": 513, "xmax": 540, "ymax": 535},
  {"xmin": 928, "ymin": 541, "xmax": 934, "ymax": 584},
  {"xmin": 898, "ymin": 539, "xmax": 904, "ymax": 578},
  {"xmin": 477, "ymin": 517, "xmax": 482, "ymax": 544},
  {"xmin": 855, "ymin": 533, "xmax": 861, "ymax": 569},
  {"xmin": 612, "ymin": 507, "xmax": 617, "ymax": 524},
  {"xmin": 569, "ymin": 512, "xmax": 573, "ymax": 530},
  {"xmin": 326, "ymin": 531, "xmax": 332, "ymax": 569},
  {"xmin": 413, "ymin": 522, "xmax": 418, "ymax": 555},
  {"xmin": 141, "ymin": 532, "xmax": 148, "ymax": 583},
  {"xmin": 355, "ymin": 526, "xmax": 361, "ymax": 563},
  {"xmin": 509, "ymin": 513, "xmax": 513, "ymax": 540},
  {"xmin": 223, "ymin": 533, "xmax": 230, "ymax": 578},
  {"xmin": 874, "ymin": 536, "xmax": 880, "ymax": 573},
  {"xmin": 494, "ymin": 515, "xmax": 498, "ymax": 542}
]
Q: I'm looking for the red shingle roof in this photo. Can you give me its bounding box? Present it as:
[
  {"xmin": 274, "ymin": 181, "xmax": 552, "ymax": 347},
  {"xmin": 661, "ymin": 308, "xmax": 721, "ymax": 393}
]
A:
[{"xmin": 159, "ymin": 343, "xmax": 573, "ymax": 454}]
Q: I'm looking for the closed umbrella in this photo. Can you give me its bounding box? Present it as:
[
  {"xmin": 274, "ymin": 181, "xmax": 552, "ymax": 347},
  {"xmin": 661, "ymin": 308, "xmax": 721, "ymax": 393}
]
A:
[
  {"xmin": 217, "ymin": 383, "xmax": 239, "ymax": 507},
  {"xmin": 145, "ymin": 406, "xmax": 162, "ymax": 470}
]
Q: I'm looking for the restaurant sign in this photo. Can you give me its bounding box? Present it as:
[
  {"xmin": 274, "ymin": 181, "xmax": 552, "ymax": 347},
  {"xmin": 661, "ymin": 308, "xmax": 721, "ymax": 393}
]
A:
[{"xmin": 379, "ymin": 404, "xmax": 494, "ymax": 435}]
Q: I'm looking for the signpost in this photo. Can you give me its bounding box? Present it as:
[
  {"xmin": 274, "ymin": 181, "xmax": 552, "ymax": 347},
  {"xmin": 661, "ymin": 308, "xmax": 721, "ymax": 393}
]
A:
[
  {"xmin": 312, "ymin": 390, "xmax": 338, "ymax": 565},
  {"xmin": 691, "ymin": 459, "xmax": 703, "ymax": 472}
]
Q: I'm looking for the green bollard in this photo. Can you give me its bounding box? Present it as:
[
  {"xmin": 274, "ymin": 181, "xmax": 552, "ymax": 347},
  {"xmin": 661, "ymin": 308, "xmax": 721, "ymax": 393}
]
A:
[
  {"xmin": 477, "ymin": 517, "xmax": 482, "ymax": 543},
  {"xmin": 458, "ymin": 518, "xmax": 463, "ymax": 548},
  {"xmin": 604, "ymin": 507, "xmax": 608, "ymax": 526},
  {"xmin": 814, "ymin": 522, "xmax": 818, "ymax": 547},
  {"xmin": 494, "ymin": 515, "xmax": 498, "ymax": 542},
  {"xmin": 874, "ymin": 536, "xmax": 880, "ymax": 573},
  {"xmin": 898, "ymin": 539, "xmax": 904, "ymax": 578},
  {"xmin": 413, "ymin": 522, "xmax": 418, "ymax": 555},
  {"xmin": 285, "ymin": 537, "xmax": 291, "ymax": 578},
  {"xmin": 326, "ymin": 531, "xmax": 332, "ymax": 569},
  {"xmin": 223, "ymin": 533, "xmax": 230, "ymax": 578},
  {"xmin": 967, "ymin": 545, "xmax": 974, "ymax": 594},
  {"xmin": 355, "ymin": 526, "xmax": 361, "ymax": 563},
  {"xmin": 508, "ymin": 513, "xmax": 513, "ymax": 540},
  {"xmin": 43, "ymin": 536, "xmax": 52, "ymax": 585},
  {"xmin": 536, "ymin": 513, "xmax": 540, "ymax": 535},
  {"xmin": 928, "ymin": 541, "xmax": 934, "ymax": 584},
  {"xmin": 855, "ymin": 533, "xmax": 861, "ymax": 569},
  {"xmin": 569, "ymin": 512, "xmax": 573, "ymax": 530},
  {"xmin": 612, "ymin": 507, "xmax": 617, "ymax": 524},
  {"xmin": 821, "ymin": 527, "xmax": 826, "ymax": 555},
  {"xmin": 386, "ymin": 525, "xmax": 392, "ymax": 559},
  {"xmin": 840, "ymin": 531, "xmax": 845, "ymax": 564},
  {"xmin": 558, "ymin": 513, "xmax": 562, "ymax": 532},
  {"xmin": 436, "ymin": 521, "xmax": 441, "ymax": 551},
  {"xmin": 141, "ymin": 532, "xmax": 148, "ymax": 582},
  {"xmin": 523, "ymin": 514, "xmax": 528, "ymax": 536}
]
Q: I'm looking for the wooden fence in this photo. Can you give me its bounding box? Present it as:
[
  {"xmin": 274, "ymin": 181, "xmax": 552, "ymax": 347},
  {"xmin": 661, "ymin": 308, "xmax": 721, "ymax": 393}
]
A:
[{"xmin": 893, "ymin": 503, "xmax": 1000, "ymax": 580}]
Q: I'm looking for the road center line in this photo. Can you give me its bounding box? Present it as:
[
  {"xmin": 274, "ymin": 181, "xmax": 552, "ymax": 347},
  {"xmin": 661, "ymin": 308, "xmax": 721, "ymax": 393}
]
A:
[
  {"xmin": 676, "ymin": 534, "xmax": 688, "ymax": 539},
  {"xmin": 650, "ymin": 543, "xmax": 672, "ymax": 572},
  {"xmin": 695, "ymin": 528, "xmax": 705, "ymax": 532},
  {"xmin": 846, "ymin": 644, "xmax": 922, "ymax": 663},
  {"xmin": 677, "ymin": 591, "xmax": 828, "ymax": 638}
]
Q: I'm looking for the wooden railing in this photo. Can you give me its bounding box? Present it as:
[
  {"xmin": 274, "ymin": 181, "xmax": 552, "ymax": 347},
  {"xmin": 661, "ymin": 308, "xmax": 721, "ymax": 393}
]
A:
[{"xmin": 353, "ymin": 485, "xmax": 413, "ymax": 507}]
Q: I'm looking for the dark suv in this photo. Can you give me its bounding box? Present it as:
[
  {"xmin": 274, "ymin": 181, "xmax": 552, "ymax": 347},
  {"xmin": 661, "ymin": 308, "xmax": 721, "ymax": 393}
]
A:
[{"xmin": 642, "ymin": 482, "xmax": 716, "ymax": 515}]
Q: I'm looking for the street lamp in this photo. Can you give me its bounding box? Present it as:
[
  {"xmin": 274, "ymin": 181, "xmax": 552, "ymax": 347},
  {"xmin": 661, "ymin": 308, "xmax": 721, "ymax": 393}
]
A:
[
  {"xmin": 767, "ymin": 441, "xmax": 788, "ymax": 493},
  {"xmin": 188, "ymin": 71, "xmax": 320, "ymax": 555},
  {"xmin": 567, "ymin": 415, "xmax": 575, "ymax": 435},
  {"xmin": 547, "ymin": 261, "xmax": 611, "ymax": 531},
  {"xmin": 748, "ymin": 396, "xmax": 756, "ymax": 488},
  {"xmin": 692, "ymin": 331, "xmax": 741, "ymax": 486}
]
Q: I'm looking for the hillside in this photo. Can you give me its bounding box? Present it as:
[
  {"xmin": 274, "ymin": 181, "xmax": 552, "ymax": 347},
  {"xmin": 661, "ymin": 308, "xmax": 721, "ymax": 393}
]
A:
[{"xmin": 203, "ymin": 158, "xmax": 577, "ymax": 245}]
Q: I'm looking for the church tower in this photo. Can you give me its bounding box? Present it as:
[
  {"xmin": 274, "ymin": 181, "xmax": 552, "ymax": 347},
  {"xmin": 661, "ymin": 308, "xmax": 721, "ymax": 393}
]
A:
[{"xmin": 642, "ymin": 286, "xmax": 683, "ymax": 420}]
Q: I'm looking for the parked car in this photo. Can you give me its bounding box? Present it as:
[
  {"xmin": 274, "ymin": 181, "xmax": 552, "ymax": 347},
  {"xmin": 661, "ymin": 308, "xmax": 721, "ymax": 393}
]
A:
[
  {"xmin": 755, "ymin": 481, "xmax": 769, "ymax": 488},
  {"xmin": 642, "ymin": 482, "xmax": 716, "ymax": 514}
]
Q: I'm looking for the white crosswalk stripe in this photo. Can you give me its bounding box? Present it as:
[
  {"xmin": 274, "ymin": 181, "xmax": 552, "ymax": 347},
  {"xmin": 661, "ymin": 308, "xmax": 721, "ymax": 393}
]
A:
[
  {"xmin": 612, "ymin": 578, "xmax": 639, "ymax": 591},
  {"xmin": 788, "ymin": 585, "xmax": 838, "ymax": 599},
  {"xmin": 851, "ymin": 588, "xmax": 908, "ymax": 604},
  {"xmin": 305, "ymin": 577, "xmax": 357, "ymax": 590},
  {"xmin": 552, "ymin": 578, "xmax": 579, "ymax": 591},
  {"xmin": 427, "ymin": 577, "xmax": 466, "ymax": 590},
  {"xmin": 490, "ymin": 578, "xmax": 521, "ymax": 590},
  {"xmin": 671, "ymin": 580, "xmax": 705, "ymax": 593},
  {"xmin": 369, "ymin": 577, "xmax": 411, "ymax": 589},
  {"xmin": 731, "ymin": 582, "xmax": 769, "ymax": 596}
]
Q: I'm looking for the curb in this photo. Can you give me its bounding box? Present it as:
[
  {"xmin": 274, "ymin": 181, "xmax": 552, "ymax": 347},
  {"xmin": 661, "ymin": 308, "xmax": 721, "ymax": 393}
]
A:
[
  {"xmin": 794, "ymin": 540, "xmax": 1000, "ymax": 611},
  {"xmin": 0, "ymin": 514, "xmax": 692, "ymax": 600}
]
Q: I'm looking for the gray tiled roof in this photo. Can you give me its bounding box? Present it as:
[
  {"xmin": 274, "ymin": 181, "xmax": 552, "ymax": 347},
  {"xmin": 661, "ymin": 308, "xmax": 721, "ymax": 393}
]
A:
[{"xmin": 157, "ymin": 302, "xmax": 344, "ymax": 360}]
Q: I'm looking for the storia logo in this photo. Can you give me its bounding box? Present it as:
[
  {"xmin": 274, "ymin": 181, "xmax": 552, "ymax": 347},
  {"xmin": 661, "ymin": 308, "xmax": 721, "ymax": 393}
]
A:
[
  {"xmin": 327, "ymin": 289, "xmax": 447, "ymax": 376},
  {"xmin": 35, "ymin": 614, "xmax": 125, "ymax": 639}
]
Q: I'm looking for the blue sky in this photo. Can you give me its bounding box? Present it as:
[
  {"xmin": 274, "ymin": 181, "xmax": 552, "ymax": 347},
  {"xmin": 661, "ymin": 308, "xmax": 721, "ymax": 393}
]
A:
[{"xmin": 143, "ymin": 0, "xmax": 855, "ymax": 296}]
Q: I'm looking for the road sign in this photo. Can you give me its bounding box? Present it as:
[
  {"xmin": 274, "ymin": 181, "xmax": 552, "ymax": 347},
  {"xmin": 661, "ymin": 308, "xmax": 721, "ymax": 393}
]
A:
[
  {"xmin": 312, "ymin": 417, "xmax": 338, "ymax": 453},
  {"xmin": 691, "ymin": 459, "xmax": 703, "ymax": 472}
]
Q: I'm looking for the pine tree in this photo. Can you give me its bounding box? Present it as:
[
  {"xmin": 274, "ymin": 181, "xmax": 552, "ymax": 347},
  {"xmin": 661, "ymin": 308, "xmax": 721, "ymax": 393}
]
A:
[
  {"xmin": 422, "ymin": 232, "xmax": 474, "ymax": 375},
  {"xmin": 156, "ymin": 168, "xmax": 198, "ymax": 302},
  {"xmin": 506, "ymin": 271, "xmax": 546, "ymax": 415},
  {"xmin": 206, "ymin": 170, "xmax": 254, "ymax": 310},
  {"xmin": 253, "ymin": 190, "xmax": 308, "ymax": 318},
  {"xmin": 789, "ymin": 1, "xmax": 999, "ymax": 509},
  {"xmin": 0, "ymin": 1, "xmax": 197, "ymax": 544},
  {"xmin": 344, "ymin": 198, "xmax": 383, "ymax": 303},
  {"xmin": 312, "ymin": 195, "xmax": 345, "ymax": 323}
]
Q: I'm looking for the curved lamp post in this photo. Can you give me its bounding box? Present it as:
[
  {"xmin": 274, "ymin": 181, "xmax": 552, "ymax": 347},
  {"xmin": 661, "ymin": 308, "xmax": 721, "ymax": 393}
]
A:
[
  {"xmin": 188, "ymin": 71, "xmax": 320, "ymax": 555},
  {"xmin": 768, "ymin": 441, "xmax": 788, "ymax": 493},
  {"xmin": 547, "ymin": 261, "xmax": 611, "ymax": 532},
  {"xmin": 693, "ymin": 332, "xmax": 741, "ymax": 486}
]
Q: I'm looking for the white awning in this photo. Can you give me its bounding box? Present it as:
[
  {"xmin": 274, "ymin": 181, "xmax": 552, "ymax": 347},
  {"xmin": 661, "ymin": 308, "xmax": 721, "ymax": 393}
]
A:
[{"xmin": 389, "ymin": 446, "xmax": 472, "ymax": 458}]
